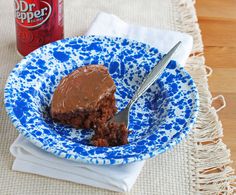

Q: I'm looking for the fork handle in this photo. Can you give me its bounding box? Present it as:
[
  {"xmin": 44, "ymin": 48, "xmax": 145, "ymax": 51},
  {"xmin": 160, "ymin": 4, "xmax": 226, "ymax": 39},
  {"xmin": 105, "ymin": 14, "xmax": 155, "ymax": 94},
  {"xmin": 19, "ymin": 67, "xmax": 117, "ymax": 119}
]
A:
[{"xmin": 127, "ymin": 41, "xmax": 181, "ymax": 108}]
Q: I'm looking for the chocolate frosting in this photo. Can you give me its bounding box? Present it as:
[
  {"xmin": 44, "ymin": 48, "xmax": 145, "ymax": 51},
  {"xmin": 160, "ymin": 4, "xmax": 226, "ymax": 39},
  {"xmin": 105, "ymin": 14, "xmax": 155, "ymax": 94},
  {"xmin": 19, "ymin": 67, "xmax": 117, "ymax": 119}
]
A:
[{"xmin": 51, "ymin": 65, "xmax": 116, "ymax": 115}]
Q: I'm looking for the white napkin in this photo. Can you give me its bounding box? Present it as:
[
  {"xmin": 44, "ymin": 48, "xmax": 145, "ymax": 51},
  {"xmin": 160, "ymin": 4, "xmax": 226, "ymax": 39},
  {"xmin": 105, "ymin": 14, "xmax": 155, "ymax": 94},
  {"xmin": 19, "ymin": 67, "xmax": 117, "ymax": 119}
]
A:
[
  {"xmin": 10, "ymin": 12, "xmax": 193, "ymax": 192},
  {"xmin": 10, "ymin": 136, "xmax": 145, "ymax": 192},
  {"xmin": 86, "ymin": 12, "xmax": 193, "ymax": 65}
]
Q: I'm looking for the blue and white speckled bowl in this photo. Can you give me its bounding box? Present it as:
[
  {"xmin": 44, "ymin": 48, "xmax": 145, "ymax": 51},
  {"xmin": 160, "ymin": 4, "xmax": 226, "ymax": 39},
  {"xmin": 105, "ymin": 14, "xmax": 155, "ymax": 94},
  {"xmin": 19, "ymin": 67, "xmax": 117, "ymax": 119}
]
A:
[{"xmin": 4, "ymin": 36, "xmax": 199, "ymax": 165}]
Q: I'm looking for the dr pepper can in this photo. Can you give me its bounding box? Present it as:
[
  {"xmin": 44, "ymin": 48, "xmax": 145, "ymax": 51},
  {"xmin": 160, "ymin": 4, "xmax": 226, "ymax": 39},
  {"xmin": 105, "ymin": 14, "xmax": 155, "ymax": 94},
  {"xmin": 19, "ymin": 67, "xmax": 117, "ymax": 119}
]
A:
[{"xmin": 14, "ymin": 0, "xmax": 64, "ymax": 56}]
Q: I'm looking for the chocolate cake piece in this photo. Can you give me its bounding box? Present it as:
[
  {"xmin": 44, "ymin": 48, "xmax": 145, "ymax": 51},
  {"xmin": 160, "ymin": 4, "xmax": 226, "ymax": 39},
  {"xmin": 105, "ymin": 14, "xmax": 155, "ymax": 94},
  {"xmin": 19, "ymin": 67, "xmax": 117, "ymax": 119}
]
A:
[
  {"xmin": 50, "ymin": 65, "xmax": 117, "ymax": 129},
  {"xmin": 50, "ymin": 64, "xmax": 129, "ymax": 147}
]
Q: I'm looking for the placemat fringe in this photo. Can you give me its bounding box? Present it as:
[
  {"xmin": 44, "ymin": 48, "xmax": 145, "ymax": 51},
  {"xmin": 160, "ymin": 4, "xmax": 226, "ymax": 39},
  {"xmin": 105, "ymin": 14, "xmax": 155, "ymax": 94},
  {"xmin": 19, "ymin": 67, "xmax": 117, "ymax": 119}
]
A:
[
  {"xmin": 186, "ymin": 61, "xmax": 236, "ymax": 194},
  {"xmin": 174, "ymin": 0, "xmax": 203, "ymax": 54},
  {"xmin": 174, "ymin": 0, "xmax": 236, "ymax": 193}
]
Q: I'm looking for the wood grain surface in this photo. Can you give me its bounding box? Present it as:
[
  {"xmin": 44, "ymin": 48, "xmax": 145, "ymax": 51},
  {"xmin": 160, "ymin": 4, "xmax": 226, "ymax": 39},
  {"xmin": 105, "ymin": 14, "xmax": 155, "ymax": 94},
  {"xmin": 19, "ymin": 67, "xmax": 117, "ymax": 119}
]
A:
[{"xmin": 196, "ymin": 0, "xmax": 236, "ymax": 169}]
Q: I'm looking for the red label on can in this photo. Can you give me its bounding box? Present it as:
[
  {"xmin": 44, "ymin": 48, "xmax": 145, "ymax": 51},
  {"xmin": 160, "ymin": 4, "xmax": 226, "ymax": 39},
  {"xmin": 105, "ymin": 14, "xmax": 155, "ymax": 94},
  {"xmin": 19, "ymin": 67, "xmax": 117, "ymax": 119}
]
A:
[
  {"xmin": 15, "ymin": 0, "xmax": 64, "ymax": 56},
  {"xmin": 15, "ymin": 0, "xmax": 52, "ymax": 28}
]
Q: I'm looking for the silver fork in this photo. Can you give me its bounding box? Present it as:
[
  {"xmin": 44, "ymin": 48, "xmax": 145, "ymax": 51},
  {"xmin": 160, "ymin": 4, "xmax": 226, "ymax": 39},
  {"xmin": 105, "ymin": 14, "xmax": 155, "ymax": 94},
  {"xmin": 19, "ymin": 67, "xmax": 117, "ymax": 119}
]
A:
[{"xmin": 109, "ymin": 41, "xmax": 182, "ymax": 127}]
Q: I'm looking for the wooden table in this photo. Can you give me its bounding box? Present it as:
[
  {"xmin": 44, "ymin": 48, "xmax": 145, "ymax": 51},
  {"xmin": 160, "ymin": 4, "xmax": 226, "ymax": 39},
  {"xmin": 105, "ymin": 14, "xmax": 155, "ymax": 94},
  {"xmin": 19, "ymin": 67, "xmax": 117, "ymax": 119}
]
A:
[{"xmin": 196, "ymin": 0, "xmax": 236, "ymax": 169}]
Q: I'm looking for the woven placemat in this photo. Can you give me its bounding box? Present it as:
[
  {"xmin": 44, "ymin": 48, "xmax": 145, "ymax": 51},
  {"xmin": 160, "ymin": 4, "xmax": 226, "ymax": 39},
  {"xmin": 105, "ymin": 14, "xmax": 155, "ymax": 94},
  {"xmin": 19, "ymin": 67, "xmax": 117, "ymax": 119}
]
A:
[{"xmin": 0, "ymin": 0, "xmax": 235, "ymax": 194}]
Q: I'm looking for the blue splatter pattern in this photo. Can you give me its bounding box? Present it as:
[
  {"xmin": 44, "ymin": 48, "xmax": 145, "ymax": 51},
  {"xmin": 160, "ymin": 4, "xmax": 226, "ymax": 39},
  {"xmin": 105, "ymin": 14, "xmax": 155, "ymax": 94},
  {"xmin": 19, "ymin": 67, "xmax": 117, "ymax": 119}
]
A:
[{"xmin": 4, "ymin": 36, "xmax": 199, "ymax": 165}]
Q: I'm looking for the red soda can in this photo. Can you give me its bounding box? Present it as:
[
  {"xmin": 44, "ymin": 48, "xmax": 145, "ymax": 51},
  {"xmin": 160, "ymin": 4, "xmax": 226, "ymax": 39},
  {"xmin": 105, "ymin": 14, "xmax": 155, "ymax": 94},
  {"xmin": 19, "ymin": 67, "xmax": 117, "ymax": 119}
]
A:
[{"xmin": 14, "ymin": 0, "xmax": 64, "ymax": 56}]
